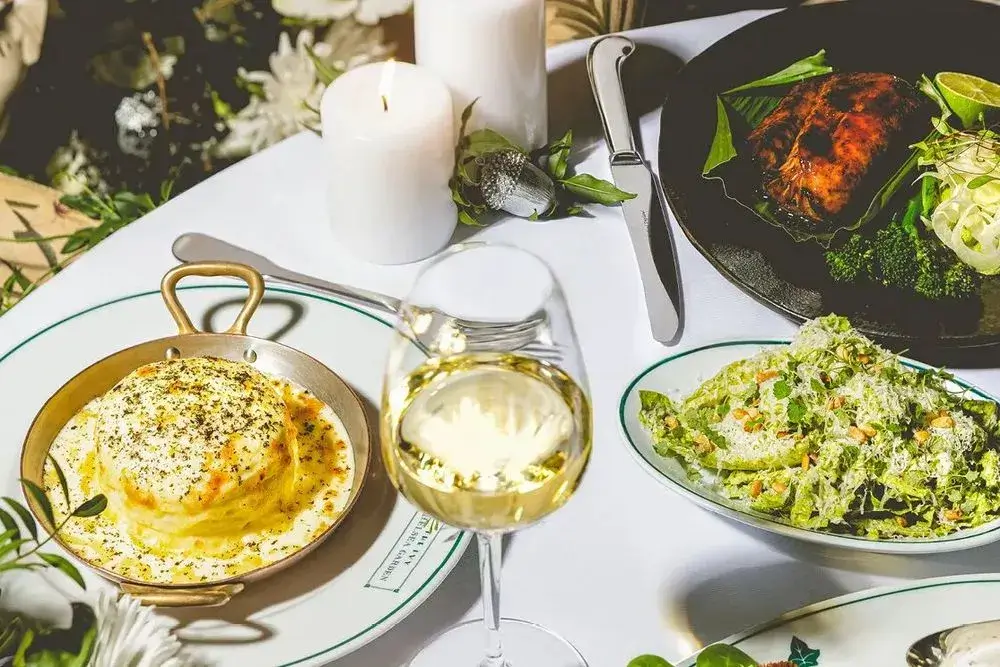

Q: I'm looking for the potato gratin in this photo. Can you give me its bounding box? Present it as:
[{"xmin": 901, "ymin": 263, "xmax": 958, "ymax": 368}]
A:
[{"xmin": 43, "ymin": 356, "xmax": 354, "ymax": 585}]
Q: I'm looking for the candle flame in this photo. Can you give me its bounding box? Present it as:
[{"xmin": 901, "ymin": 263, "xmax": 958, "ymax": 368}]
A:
[{"xmin": 379, "ymin": 58, "xmax": 396, "ymax": 113}]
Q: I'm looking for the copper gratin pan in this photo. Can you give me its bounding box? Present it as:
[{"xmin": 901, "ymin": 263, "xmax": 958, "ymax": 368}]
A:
[{"xmin": 19, "ymin": 261, "xmax": 372, "ymax": 608}]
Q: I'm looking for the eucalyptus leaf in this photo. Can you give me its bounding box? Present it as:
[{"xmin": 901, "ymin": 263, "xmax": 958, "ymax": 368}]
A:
[
  {"xmin": 18, "ymin": 481, "xmax": 54, "ymax": 531},
  {"xmin": 37, "ymin": 553, "xmax": 85, "ymax": 590},
  {"xmin": 559, "ymin": 174, "xmax": 636, "ymax": 205},
  {"xmin": 46, "ymin": 456, "xmax": 71, "ymax": 512},
  {"xmin": 0, "ymin": 507, "xmax": 20, "ymax": 541},
  {"xmin": 2, "ymin": 498, "xmax": 37, "ymax": 541},
  {"xmin": 696, "ymin": 644, "xmax": 758, "ymax": 667},
  {"xmin": 72, "ymin": 496, "xmax": 107, "ymax": 519},
  {"xmin": 0, "ymin": 539, "xmax": 31, "ymax": 562}
]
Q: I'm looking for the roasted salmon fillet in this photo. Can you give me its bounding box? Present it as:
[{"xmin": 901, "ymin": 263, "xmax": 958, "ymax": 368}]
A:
[{"xmin": 747, "ymin": 72, "xmax": 928, "ymax": 223}]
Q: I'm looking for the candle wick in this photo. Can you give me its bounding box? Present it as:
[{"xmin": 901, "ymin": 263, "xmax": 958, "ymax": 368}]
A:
[{"xmin": 381, "ymin": 95, "xmax": 389, "ymax": 112}]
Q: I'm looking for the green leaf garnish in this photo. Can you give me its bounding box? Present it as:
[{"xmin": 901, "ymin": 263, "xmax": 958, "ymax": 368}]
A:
[
  {"xmin": 696, "ymin": 643, "xmax": 758, "ymax": 667},
  {"xmin": 38, "ymin": 552, "xmax": 87, "ymax": 590},
  {"xmin": 773, "ymin": 380, "xmax": 792, "ymax": 399},
  {"xmin": 3, "ymin": 497, "xmax": 37, "ymax": 540},
  {"xmin": 72, "ymin": 495, "xmax": 108, "ymax": 518},
  {"xmin": 787, "ymin": 399, "xmax": 807, "ymax": 423},
  {"xmin": 628, "ymin": 656, "xmax": 674, "ymax": 667},
  {"xmin": 47, "ymin": 454, "xmax": 71, "ymax": 511},
  {"xmin": 19, "ymin": 480, "xmax": 55, "ymax": 530},
  {"xmin": 559, "ymin": 174, "xmax": 636, "ymax": 205}
]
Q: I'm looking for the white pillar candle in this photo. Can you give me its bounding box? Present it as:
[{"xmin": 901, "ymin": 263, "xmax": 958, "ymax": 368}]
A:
[
  {"xmin": 320, "ymin": 61, "xmax": 458, "ymax": 265},
  {"xmin": 414, "ymin": 0, "xmax": 547, "ymax": 150}
]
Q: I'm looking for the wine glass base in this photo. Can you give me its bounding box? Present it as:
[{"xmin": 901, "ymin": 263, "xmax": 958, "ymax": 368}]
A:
[{"xmin": 406, "ymin": 618, "xmax": 588, "ymax": 667}]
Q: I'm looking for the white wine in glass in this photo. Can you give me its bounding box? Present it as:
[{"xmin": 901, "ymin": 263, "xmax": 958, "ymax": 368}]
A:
[{"xmin": 381, "ymin": 243, "xmax": 591, "ymax": 667}]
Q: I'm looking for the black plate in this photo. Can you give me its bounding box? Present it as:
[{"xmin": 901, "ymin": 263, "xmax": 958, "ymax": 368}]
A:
[{"xmin": 658, "ymin": 0, "xmax": 1000, "ymax": 353}]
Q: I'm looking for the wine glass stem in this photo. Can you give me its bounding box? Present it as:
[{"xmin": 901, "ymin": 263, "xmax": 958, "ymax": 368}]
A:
[{"xmin": 478, "ymin": 531, "xmax": 506, "ymax": 667}]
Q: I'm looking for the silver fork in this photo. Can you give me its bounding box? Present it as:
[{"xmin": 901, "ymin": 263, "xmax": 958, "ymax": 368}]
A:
[{"xmin": 171, "ymin": 233, "xmax": 561, "ymax": 362}]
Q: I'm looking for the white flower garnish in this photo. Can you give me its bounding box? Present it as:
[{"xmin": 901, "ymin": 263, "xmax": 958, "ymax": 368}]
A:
[
  {"xmin": 272, "ymin": 0, "xmax": 411, "ymax": 25},
  {"xmin": 216, "ymin": 24, "xmax": 393, "ymax": 158},
  {"xmin": 91, "ymin": 592, "xmax": 198, "ymax": 667}
]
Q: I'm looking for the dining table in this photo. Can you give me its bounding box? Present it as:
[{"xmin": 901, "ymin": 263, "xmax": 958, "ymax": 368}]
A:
[{"xmin": 3, "ymin": 8, "xmax": 999, "ymax": 667}]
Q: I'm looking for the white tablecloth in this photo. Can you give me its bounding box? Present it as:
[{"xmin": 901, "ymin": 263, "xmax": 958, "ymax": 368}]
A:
[{"xmin": 4, "ymin": 9, "xmax": 999, "ymax": 667}]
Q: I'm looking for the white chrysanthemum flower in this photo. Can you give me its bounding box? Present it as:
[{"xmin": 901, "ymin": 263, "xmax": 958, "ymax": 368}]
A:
[
  {"xmin": 45, "ymin": 130, "xmax": 109, "ymax": 196},
  {"xmin": 272, "ymin": 0, "xmax": 411, "ymax": 25},
  {"xmin": 216, "ymin": 24, "xmax": 392, "ymax": 158},
  {"xmin": 320, "ymin": 16, "xmax": 394, "ymax": 70},
  {"xmin": 91, "ymin": 592, "xmax": 198, "ymax": 667}
]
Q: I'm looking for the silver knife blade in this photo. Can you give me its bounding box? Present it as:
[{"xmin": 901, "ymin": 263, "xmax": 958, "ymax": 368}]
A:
[
  {"xmin": 587, "ymin": 35, "xmax": 683, "ymax": 344},
  {"xmin": 610, "ymin": 160, "xmax": 682, "ymax": 341}
]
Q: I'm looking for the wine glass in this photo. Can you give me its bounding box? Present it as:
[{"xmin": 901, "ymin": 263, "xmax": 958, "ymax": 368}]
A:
[{"xmin": 381, "ymin": 242, "xmax": 592, "ymax": 667}]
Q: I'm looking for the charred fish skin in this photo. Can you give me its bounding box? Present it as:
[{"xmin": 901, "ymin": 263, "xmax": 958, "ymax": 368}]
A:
[
  {"xmin": 749, "ymin": 72, "xmax": 929, "ymax": 225},
  {"xmin": 747, "ymin": 77, "xmax": 825, "ymax": 176}
]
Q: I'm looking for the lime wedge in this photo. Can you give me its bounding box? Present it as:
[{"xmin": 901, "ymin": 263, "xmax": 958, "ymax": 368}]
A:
[{"xmin": 935, "ymin": 71, "xmax": 1000, "ymax": 127}]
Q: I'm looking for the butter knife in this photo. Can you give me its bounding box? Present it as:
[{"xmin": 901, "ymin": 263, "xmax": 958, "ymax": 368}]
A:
[{"xmin": 587, "ymin": 35, "xmax": 683, "ymax": 344}]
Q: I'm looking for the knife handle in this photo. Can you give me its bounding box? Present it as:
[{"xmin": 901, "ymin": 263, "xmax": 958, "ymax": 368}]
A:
[{"xmin": 587, "ymin": 35, "xmax": 638, "ymax": 159}]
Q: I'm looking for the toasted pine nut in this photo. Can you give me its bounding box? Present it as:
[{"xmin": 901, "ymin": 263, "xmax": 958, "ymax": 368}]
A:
[
  {"xmin": 693, "ymin": 433, "xmax": 711, "ymax": 447},
  {"xmin": 773, "ymin": 481, "xmax": 787, "ymax": 493},
  {"xmin": 665, "ymin": 416, "xmax": 679, "ymax": 429},
  {"xmin": 746, "ymin": 407, "xmax": 760, "ymax": 419},
  {"xmin": 732, "ymin": 408, "xmax": 748, "ymax": 420},
  {"xmin": 931, "ymin": 415, "xmax": 955, "ymax": 429},
  {"xmin": 776, "ymin": 430, "xmax": 790, "ymax": 438},
  {"xmin": 896, "ymin": 516, "xmax": 908, "ymax": 528},
  {"xmin": 750, "ymin": 480, "xmax": 763, "ymax": 498},
  {"xmin": 755, "ymin": 370, "xmax": 779, "ymax": 383},
  {"xmin": 831, "ymin": 395, "xmax": 845, "ymax": 409},
  {"xmin": 848, "ymin": 426, "xmax": 868, "ymax": 443},
  {"xmin": 743, "ymin": 422, "xmax": 754, "ymax": 433},
  {"xmin": 858, "ymin": 354, "xmax": 871, "ymax": 364},
  {"xmin": 801, "ymin": 454, "xmax": 811, "ymax": 471},
  {"xmin": 944, "ymin": 509, "xmax": 963, "ymax": 521},
  {"xmin": 913, "ymin": 429, "xmax": 930, "ymax": 444},
  {"xmin": 860, "ymin": 424, "xmax": 877, "ymax": 438}
]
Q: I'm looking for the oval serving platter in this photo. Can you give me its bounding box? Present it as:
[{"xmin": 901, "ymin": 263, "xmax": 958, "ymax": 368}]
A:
[
  {"xmin": 618, "ymin": 341, "xmax": 1000, "ymax": 554},
  {"xmin": 674, "ymin": 573, "xmax": 1000, "ymax": 666},
  {"xmin": 657, "ymin": 0, "xmax": 1000, "ymax": 350}
]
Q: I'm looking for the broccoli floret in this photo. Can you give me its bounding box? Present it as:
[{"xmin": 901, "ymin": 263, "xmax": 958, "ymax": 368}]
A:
[
  {"xmin": 825, "ymin": 194, "xmax": 980, "ymax": 301},
  {"xmin": 872, "ymin": 221, "xmax": 920, "ymax": 288},
  {"xmin": 825, "ymin": 234, "xmax": 875, "ymax": 283}
]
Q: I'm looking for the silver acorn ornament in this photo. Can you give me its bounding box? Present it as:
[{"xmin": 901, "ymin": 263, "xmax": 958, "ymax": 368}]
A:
[{"xmin": 478, "ymin": 149, "xmax": 557, "ymax": 218}]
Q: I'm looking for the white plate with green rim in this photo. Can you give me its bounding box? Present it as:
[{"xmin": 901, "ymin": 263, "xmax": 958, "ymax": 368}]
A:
[
  {"xmin": 0, "ymin": 283, "xmax": 471, "ymax": 667},
  {"xmin": 618, "ymin": 341, "xmax": 1000, "ymax": 554},
  {"xmin": 674, "ymin": 573, "xmax": 1000, "ymax": 666}
]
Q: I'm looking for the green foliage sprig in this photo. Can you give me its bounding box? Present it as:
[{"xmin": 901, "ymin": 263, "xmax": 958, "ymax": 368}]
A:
[
  {"xmin": 450, "ymin": 100, "xmax": 636, "ymax": 226},
  {"xmin": 0, "ymin": 175, "xmax": 176, "ymax": 315},
  {"xmin": 0, "ymin": 457, "xmax": 108, "ymax": 665}
]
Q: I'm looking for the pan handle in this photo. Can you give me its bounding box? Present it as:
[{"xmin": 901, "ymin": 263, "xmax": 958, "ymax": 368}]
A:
[
  {"xmin": 120, "ymin": 582, "xmax": 245, "ymax": 608},
  {"xmin": 161, "ymin": 261, "xmax": 265, "ymax": 335}
]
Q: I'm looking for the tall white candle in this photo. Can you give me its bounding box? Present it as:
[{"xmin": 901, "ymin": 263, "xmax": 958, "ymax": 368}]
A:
[
  {"xmin": 414, "ymin": 0, "xmax": 547, "ymax": 150},
  {"xmin": 320, "ymin": 61, "xmax": 457, "ymax": 265}
]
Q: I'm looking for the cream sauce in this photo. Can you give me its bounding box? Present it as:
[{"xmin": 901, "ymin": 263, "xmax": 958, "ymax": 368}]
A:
[{"xmin": 44, "ymin": 375, "xmax": 354, "ymax": 585}]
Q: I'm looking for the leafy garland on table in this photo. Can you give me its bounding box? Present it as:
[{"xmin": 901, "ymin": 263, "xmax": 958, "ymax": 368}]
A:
[
  {"xmin": 1, "ymin": 457, "xmax": 107, "ymax": 665},
  {"xmin": 0, "ymin": 168, "xmax": 175, "ymax": 316},
  {"xmin": 451, "ymin": 101, "xmax": 636, "ymax": 225}
]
